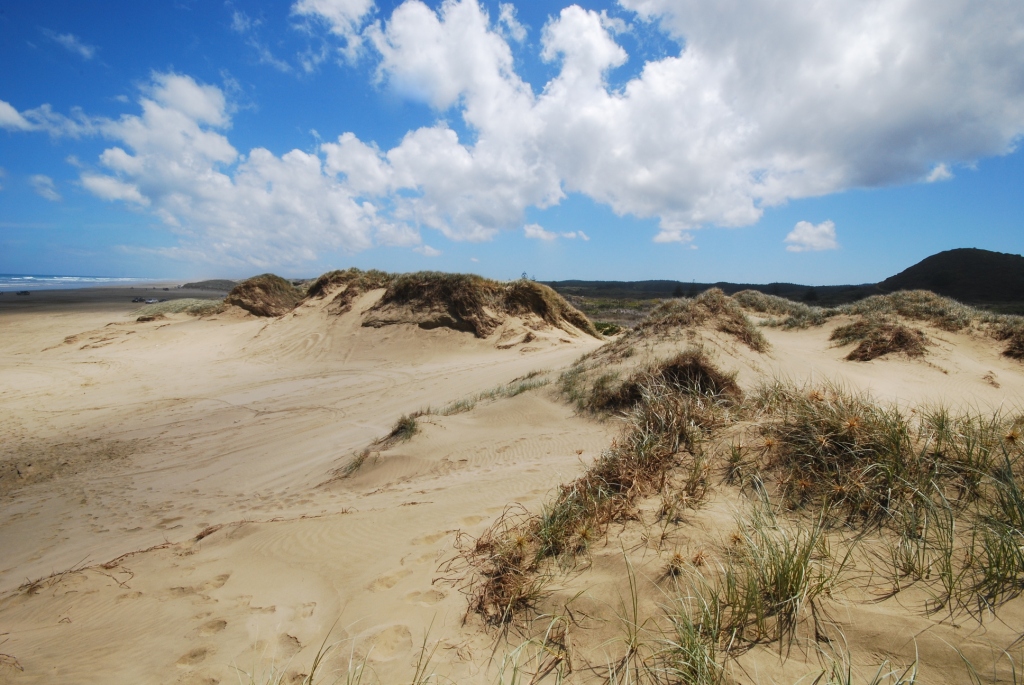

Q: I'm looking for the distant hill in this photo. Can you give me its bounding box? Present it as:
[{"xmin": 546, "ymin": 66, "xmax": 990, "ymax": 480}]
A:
[
  {"xmin": 542, "ymin": 279, "xmax": 878, "ymax": 306},
  {"xmin": 879, "ymin": 248, "xmax": 1024, "ymax": 303},
  {"xmin": 544, "ymin": 248, "xmax": 1023, "ymax": 308},
  {"xmin": 182, "ymin": 279, "xmax": 237, "ymax": 292}
]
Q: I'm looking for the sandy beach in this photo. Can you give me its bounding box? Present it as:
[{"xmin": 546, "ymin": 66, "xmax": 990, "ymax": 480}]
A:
[{"xmin": 1, "ymin": 280, "xmax": 1023, "ymax": 684}]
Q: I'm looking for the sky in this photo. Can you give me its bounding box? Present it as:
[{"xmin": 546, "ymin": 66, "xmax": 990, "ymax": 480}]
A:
[{"xmin": 1, "ymin": 0, "xmax": 1022, "ymax": 285}]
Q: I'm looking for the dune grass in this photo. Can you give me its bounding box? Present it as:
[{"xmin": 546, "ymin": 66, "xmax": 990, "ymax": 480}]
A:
[
  {"xmin": 335, "ymin": 413, "xmax": 420, "ymax": 478},
  {"xmin": 454, "ymin": 349, "xmax": 737, "ymax": 626},
  {"xmin": 829, "ymin": 318, "xmax": 929, "ymax": 361},
  {"xmin": 734, "ymin": 288, "xmax": 1024, "ymax": 361},
  {"xmin": 304, "ymin": 268, "xmax": 395, "ymax": 314},
  {"xmin": 560, "ymin": 348, "xmax": 741, "ymax": 416},
  {"xmin": 446, "ymin": 361, "xmax": 1024, "ymax": 684},
  {"xmin": 368, "ymin": 272, "xmax": 599, "ymax": 338},
  {"xmin": 634, "ymin": 289, "xmax": 769, "ymax": 352},
  {"xmin": 225, "ymin": 274, "xmax": 303, "ymax": 317},
  {"xmin": 733, "ymin": 290, "xmax": 831, "ymax": 329},
  {"xmin": 337, "ymin": 373, "xmax": 554, "ymax": 479},
  {"xmin": 133, "ymin": 298, "xmax": 223, "ymax": 318}
]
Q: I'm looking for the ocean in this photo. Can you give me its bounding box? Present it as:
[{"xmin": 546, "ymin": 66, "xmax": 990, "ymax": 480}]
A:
[{"xmin": 0, "ymin": 274, "xmax": 158, "ymax": 292}]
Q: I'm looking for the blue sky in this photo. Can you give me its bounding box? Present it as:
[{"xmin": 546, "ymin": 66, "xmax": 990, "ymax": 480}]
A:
[{"xmin": 1, "ymin": 0, "xmax": 1022, "ymax": 284}]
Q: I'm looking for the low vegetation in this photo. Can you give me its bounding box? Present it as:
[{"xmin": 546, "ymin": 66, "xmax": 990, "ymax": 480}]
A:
[
  {"xmin": 828, "ymin": 318, "xmax": 928, "ymax": 361},
  {"xmin": 563, "ymin": 295, "xmax": 662, "ymax": 330},
  {"xmin": 633, "ymin": 288, "xmax": 769, "ymax": 353},
  {"xmin": 594, "ymin": 321, "xmax": 623, "ymax": 336},
  {"xmin": 366, "ymin": 272, "xmax": 599, "ymax": 338},
  {"xmin": 447, "ymin": 347, "xmax": 1024, "ymax": 682},
  {"xmin": 304, "ymin": 268, "xmax": 395, "ymax": 313},
  {"xmin": 736, "ymin": 288, "xmax": 1024, "ymax": 361},
  {"xmin": 733, "ymin": 289, "xmax": 831, "ymax": 329},
  {"xmin": 584, "ymin": 349, "xmax": 741, "ymax": 414},
  {"xmin": 225, "ymin": 274, "xmax": 304, "ymax": 317},
  {"xmin": 133, "ymin": 298, "xmax": 223, "ymax": 318},
  {"xmin": 452, "ymin": 348, "xmax": 739, "ymax": 625}
]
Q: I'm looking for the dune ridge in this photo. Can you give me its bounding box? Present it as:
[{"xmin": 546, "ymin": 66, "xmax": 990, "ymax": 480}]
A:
[{"xmin": 0, "ymin": 279, "xmax": 1022, "ymax": 684}]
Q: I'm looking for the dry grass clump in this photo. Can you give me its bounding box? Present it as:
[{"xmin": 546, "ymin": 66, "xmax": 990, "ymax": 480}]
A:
[
  {"xmin": 634, "ymin": 289, "xmax": 768, "ymax": 352},
  {"xmin": 998, "ymin": 330, "xmax": 1024, "ymax": 360},
  {"xmin": 366, "ymin": 273, "xmax": 598, "ymax": 338},
  {"xmin": 749, "ymin": 381, "xmax": 1024, "ymax": 616},
  {"xmin": 451, "ymin": 368, "xmax": 1024, "ymax": 679},
  {"xmin": 753, "ymin": 383, "xmax": 949, "ymax": 523},
  {"xmin": 133, "ymin": 298, "xmax": 224, "ymax": 318},
  {"xmin": 452, "ymin": 505, "xmax": 550, "ymax": 626},
  {"xmin": 304, "ymin": 268, "xmax": 395, "ymax": 313},
  {"xmin": 456, "ymin": 353, "xmax": 735, "ymax": 625},
  {"xmin": 503, "ymin": 278, "xmax": 600, "ymax": 337},
  {"xmin": 843, "ymin": 290, "xmax": 975, "ymax": 332},
  {"xmin": 733, "ymin": 290, "xmax": 831, "ymax": 329},
  {"xmin": 829, "ymin": 318, "xmax": 929, "ymax": 361},
  {"xmin": 448, "ymin": 367, "xmax": 1024, "ymax": 680},
  {"xmin": 225, "ymin": 274, "xmax": 304, "ymax": 317},
  {"xmin": 736, "ymin": 289, "xmax": 1024, "ymax": 361},
  {"xmin": 587, "ymin": 348, "xmax": 742, "ymax": 414}
]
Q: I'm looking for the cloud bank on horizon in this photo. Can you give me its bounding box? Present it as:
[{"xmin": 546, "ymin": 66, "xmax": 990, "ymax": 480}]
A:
[{"xmin": 3, "ymin": 0, "xmax": 1024, "ymax": 267}]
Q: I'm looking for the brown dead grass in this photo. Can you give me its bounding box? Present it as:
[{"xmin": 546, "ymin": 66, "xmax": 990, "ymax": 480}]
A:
[
  {"xmin": 1003, "ymin": 331, "xmax": 1024, "ymax": 360},
  {"xmin": 635, "ymin": 289, "xmax": 769, "ymax": 353},
  {"xmin": 588, "ymin": 348, "xmax": 742, "ymax": 413},
  {"xmin": 452, "ymin": 348, "xmax": 735, "ymax": 625},
  {"xmin": 225, "ymin": 274, "xmax": 303, "ymax": 317},
  {"xmin": 366, "ymin": 272, "xmax": 599, "ymax": 338},
  {"xmin": 829, "ymin": 318, "xmax": 929, "ymax": 361},
  {"xmin": 304, "ymin": 268, "xmax": 395, "ymax": 314}
]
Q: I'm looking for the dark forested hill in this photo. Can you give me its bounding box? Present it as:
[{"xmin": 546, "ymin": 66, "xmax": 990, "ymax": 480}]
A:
[
  {"xmin": 543, "ymin": 248, "xmax": 1024, "ymax": 307},
  {"xmin": 878, "ymin": 248, "xmax": 1024, "ymax": 303}
]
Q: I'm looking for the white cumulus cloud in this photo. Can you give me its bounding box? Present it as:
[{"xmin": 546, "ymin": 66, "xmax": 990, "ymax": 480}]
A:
[
  {"xmin": 307, "ymin": 0, "xmax": 1024, "ymax": 243},
  {"xmin": 7, "ymin": 0, "xmax": 1024, "ymax": 267},
  {"xmin": 64, "ymin": 73, "xmax": 431, "ymax": 266},
  {"xmin": 29, "ymin": 175, "xmax": 62, "ymax": 202},
  {"xmin": 785, "ymin": 220, "xmax": 839, "ymax": 253},
  {"xmin": 292, "ymin": 0, "xmax": 376, "ymax": 58},
  {"xmin": 497, "ymin": 3, "xmax": 527, "ymax": 42}
]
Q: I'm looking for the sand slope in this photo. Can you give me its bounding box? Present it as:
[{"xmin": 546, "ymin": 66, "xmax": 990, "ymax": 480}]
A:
[{"xmin": 1, "ymin": 289, "xmax": 1023, "ymax": 684}]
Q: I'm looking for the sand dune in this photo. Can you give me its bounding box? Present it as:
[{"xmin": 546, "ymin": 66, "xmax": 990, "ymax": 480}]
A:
[{"xmin": 1, "ymin": 284, "xmax": 1023, "ymax": 684}]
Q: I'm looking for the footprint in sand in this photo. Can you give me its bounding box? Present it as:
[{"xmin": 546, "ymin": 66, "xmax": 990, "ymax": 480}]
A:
[
  {"xmin": 176, "ymin": 646, "xmax": 211, "ymax": 668},
  {"xmin": 180, "ymin": 677, "xmax": 218, "ymax": 685},
  {"xmin": 412, "ymin": 550, "xmax": 437, "ymax": 564},
  {"xmin": 411, "ymin": 531, "xmax": 447, "ymax": 546},
  {"xmin": 367, "ymin": 568, "xmax": 413, "ymax": 592},
  {"xmin": 405, "ymin": 589, "xmax": 447, "ymax": 606},
  {"xmin": 277, "ymin": 634, "xmax": 302, "ymax": 659},
  {"xmin": 461, "ymin": 515, "xmax": 486, "ymax": 526},
  {"xmin": 299, "ymin": 602, "xmax": 316, "ymax": 618},
  {"xmin": 366, "ymin": 625, "xmax": 412, "ymax": 662},
  {"xmin": 198, "ymin": 573, "xmax": 231, "ymax": 591},
  {"xmin": 198, "ymin": 619, "xmax": 227, "ymax": 636}
]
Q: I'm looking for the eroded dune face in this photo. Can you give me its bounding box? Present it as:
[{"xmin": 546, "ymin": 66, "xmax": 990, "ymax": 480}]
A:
[{"xmin": 0, "ymin": 286, "xmax": 1022, "ymax": 685}]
